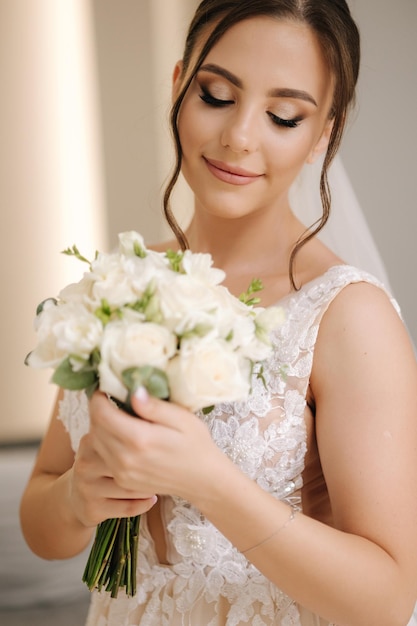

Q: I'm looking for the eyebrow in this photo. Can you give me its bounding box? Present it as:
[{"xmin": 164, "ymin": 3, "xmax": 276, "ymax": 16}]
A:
[{"xmin": 198, "ymin": 63, "xmax": 318, "ymax": 107}]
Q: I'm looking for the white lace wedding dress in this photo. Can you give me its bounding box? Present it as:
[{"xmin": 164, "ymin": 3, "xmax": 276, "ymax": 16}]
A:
[{"xmin": 59, "ymin": 265, "xmax": 416, "ymax": 626}]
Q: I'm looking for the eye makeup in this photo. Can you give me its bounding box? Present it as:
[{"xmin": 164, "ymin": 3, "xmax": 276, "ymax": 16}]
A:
[{"xmin": 198, "ymin": 82, "xmax": 303, "ymax": 129}]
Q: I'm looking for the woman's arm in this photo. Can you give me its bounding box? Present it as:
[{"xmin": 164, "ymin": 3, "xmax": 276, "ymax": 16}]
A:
[
  {"xmin": 20, "ymin": 388, "xmax": 157, "ymax": 560},
  {"xmin": 86, "ymin": 282, "xmax": 417, "ymax": 626}
]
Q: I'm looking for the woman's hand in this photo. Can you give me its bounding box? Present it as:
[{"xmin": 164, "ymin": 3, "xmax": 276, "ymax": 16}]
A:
[
  {"xmin": 86, "ymin": 389, "xmax": 225, "ymax": 508},
  {"xmin": 69, "ymin": 399, "xmax": 159, "ymax": 528}
]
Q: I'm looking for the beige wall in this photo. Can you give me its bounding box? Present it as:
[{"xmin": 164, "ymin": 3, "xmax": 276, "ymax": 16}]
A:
[
  {"xmin": 91, "ymin": 0, "xmax": 197, "ymax": 246},
  {"xmin": 0, "ymin": 0, "xmax": 107, "ymax": 442},
  {"xmin": 342, "ymin": 0, "xmax": 417, "ymax": 342}
]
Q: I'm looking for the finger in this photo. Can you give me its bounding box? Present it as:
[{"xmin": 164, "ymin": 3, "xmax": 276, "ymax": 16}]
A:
[
  {"xmin": 89, "ymin": 391, "xmax": 139, "ymax": 442},
  {"xmin": 105, "ymin": 494, "xmax": 158, "ymax": 520},
  {"xmin": 130, "ymin": 386, "xmax": 189, "ymax": 430}
]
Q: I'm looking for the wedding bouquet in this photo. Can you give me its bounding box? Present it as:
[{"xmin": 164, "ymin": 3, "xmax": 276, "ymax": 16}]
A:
[{"xmin": 25, "ymin": 230, "xmax": 284, "ymax": 597}]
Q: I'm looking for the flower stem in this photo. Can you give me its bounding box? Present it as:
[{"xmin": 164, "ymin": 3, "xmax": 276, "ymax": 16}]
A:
[{"xmin": 82, "ymin": 515, "xmax": 141, "ymax": 598}]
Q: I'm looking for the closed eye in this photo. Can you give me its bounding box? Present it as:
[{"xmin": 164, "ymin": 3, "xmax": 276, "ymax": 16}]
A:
[
  {"xmin": 267, "ymin": 111, "xmax": 302, "ymax": 129},
  {"xmin": 199, "ymin": 85, "xmax": 234, "ymax": 107}
]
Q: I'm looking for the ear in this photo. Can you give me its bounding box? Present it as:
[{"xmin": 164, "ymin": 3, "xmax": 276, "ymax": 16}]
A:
[
  {"xmin": 172, "ymin": 60, "xmax": 184, "ymax": 102},
  {"xmin": 306, "ymin": 118, "xmax": 334, "ymax": 164}
]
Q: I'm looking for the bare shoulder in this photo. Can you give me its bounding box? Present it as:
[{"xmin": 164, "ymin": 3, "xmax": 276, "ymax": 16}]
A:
[
  {"xmin": 310, "ymin": 280, "xmax": 417, "ymax": 588},
  {"xmin": 312, "ymin": 280, "xmax": 415, "ymax": 386},
  {"xmin": 318, "ymin": 280, "xmax": 409, "ymax": 354}
]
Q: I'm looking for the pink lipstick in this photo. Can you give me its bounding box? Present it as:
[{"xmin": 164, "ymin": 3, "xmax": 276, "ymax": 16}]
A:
[{"xmin": 204, "ymin": 157, "xmax": 263, "ymax": 186}]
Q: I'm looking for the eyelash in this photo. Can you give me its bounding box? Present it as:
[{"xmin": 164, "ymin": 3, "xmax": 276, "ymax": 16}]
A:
[
  {"xmin": 267, "ymin": 112, "xmax": 302, "ymax": 129},
  {"xmin": 199, "ymin": 86, "xmax": 301, "ymax": 129},
  {"xmin": 199, "ymin": 86, "xmax": 233, "ymax": 107}
]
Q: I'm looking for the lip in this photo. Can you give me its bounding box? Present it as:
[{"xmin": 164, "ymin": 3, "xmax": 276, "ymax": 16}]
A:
[{"xmin": 203, "ymin": 157, "xmax": 263, "ymax": 186}]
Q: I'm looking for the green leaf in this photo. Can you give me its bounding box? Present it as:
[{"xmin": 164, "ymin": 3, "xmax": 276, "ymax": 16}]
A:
[
  {"xmin": 143, "ymin": 294, "xmax": 163, "ymax": 324},
  {"xmin": 126, "ymin": 284, "xmax": 163, "ymax": 323},
  {"xmin": 201, "ymin": 405, "xmax": 214, "ymax": 415},
  {"xmin": 179, "ymin": 323, "xmax": 213, "ymax": 341},
  {"xmin": 35, "ymin": 297, "xmax": 58, "ymax": 316},
  {"xmin": 256, "ymin": 364, "xmax": 267, "ymax": 388},
  {"xmin": 133, "ymin": 241, "xmax": 147, "ymax": 258},
  {"xmin": 94, "ymin": 299, "xmax": 122, "ymax": 325},
  {"xmin": 254, "ymin": 322, "xmax": 270, "ymax": 345},
  {"xmin": 85, "ymin": 381, "xmax": 99, "ymax": 398},
  {"xmin": 165, "ymin": 249, "xmax": 184, "ymax": 273},
  {"xmin": 61, "ymin": 244, "xmax": 92, "ymax": 265},
  {"xmin": 122, "ymin": 366, "xmax": 170, "ymax": 409},
  {"xmin": 239, "ymin": 278, "xmax": 264, "ymax": 305},
  {"xmin": 52, "ymin": 357, "xmax": 98, "ymax": 390}
]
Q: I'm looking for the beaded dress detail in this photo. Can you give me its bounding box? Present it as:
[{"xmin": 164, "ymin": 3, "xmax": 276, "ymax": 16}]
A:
[{"xmin": 58, "ymin": 266, "xmax": 398, "ymax": 626}]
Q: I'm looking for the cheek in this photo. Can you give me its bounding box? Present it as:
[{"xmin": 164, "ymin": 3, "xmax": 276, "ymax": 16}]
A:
[
  {"xmin": 178, "ymin": 103, "xmax": 207, "ymax": 157},
  {"xmin": 267, "ymin": 126, "xmax": 320, "ymax": 170},
  {"xmin": 178, "ymin": 97, "xmax": 229, "ymax": 160}
]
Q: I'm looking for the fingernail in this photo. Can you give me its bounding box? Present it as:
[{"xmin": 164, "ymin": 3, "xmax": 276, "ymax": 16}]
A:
[{"xmin": 134, "ymin": 385, "xmax": 149, "ymax": 403}]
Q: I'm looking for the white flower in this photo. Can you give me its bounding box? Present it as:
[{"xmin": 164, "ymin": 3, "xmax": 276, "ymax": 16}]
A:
[
  {"xmin": 235, "ymin": 306, "xmax": 284, "ymax": 362},
  {"xmin": 88, "ymin": 252, "xmax": 139, "ymax": 308},
  {"xmin": 181, "ymin": 250, "xmax": 225, "ymax": 285},
  {"xmin": 255, "ymin": 306, "xmax": 285, "ymax": 337},
  {"xmin": 27, "ymin": 231, "xmax": 279, "ymax": 413},
  {"xmin": 98, "ymin": 320, "xmax": 177, "ymax": 402},
  {"xmin": 118, "ymin": 230, "xmax": 146, "ymax": 256},
  {"xmin": 27, "ymin": 301, "xmax": 102, "ymax": 369},
  {"xmin": 124, "ymin": 253, "xmax": 170, "ymax": 301},
  {"xmin": 172, "ymin": 309, "xmax": 217, "ymax": 339},
  {"xmin": 166, "ymin": 337, "xmax": 251, "ymax": 412},
  {"xmin": 58, "ymin": 274, "xmax": 96, "ymax": 309},
  {"xmin": 157, "ymin": 274, "xmax": 218, "ymax": 326}
]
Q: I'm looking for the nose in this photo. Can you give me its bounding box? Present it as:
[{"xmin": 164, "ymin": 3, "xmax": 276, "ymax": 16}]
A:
[{"xmin": 220, "ymin": 107, "xmax": 259, "ymax": 154}]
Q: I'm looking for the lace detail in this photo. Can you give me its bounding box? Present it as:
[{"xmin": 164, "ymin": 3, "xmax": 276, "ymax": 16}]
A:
[
  {"xmin": 58, "ymin": 265, "xmax": 398, "ymax": 626},
  {"xmin": 59, "ymin": 389, "xmax": 90, "ymax": 452}
]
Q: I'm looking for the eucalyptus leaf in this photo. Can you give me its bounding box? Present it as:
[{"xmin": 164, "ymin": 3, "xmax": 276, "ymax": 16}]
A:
[
  {"xmin": 52, "ymin": 357, "xmax": 98, "ymax": 390},
  {"xmin": 122, "ymin": 366, "xmax": 170, "ymax": 400}
]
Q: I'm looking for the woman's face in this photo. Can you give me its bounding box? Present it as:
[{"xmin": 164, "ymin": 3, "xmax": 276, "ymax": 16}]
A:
[{"xmin": 175, "ymin": 16, "xmax": 334, "ymax": 221}]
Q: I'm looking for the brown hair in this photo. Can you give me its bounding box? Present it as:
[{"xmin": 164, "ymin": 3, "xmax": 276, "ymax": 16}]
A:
[{"xmin": 163, "ymin": 0, "xmax": 360, "ymax": 288}]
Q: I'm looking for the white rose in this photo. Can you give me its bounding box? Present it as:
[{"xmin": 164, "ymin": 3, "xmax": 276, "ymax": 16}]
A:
[
  {"xmin": 98, "ymin": 320, "xmax": 177, "ymax": 402},
  {"xmin": 54, "ymin": 307, "xmax": 102, "ymax": 358},
  {"xmin": 166, "ymin": 337, "xmax": 251, "ymax": 412},
  {"xmin": 157, "ymin": 274, "xmax": 217, "ymax": 326},
  {"xmin": 27, "ymin": 301, "xmax": 102, "ymax": 369}
]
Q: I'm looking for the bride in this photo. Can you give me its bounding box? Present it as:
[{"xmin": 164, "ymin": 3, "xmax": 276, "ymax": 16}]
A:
[{"xmin": 21, "ymin": 1, "xmax": 417, "ymax": 624}]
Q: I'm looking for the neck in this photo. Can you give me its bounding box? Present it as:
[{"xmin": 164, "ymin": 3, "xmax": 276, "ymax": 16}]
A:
[{"xmin": 185, "ymin": 205, "xmax": 304, "ymax": 278}]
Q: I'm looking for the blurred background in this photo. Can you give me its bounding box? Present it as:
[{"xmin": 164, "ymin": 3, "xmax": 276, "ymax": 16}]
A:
[{"xmin": 0, "ymin": 0, "xmax": 415, "ymax": 621}]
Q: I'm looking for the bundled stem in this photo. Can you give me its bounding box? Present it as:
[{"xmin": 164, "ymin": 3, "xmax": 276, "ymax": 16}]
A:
[{"xmin": 83, "ymin": 515, "xmax": 141, "ymax": 598}]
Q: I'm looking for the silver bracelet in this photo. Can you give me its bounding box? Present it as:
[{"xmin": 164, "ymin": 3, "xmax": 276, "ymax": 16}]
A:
[{"xmin": 241, "ymin": 505, "xmax": 297, "ymax": 555}]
